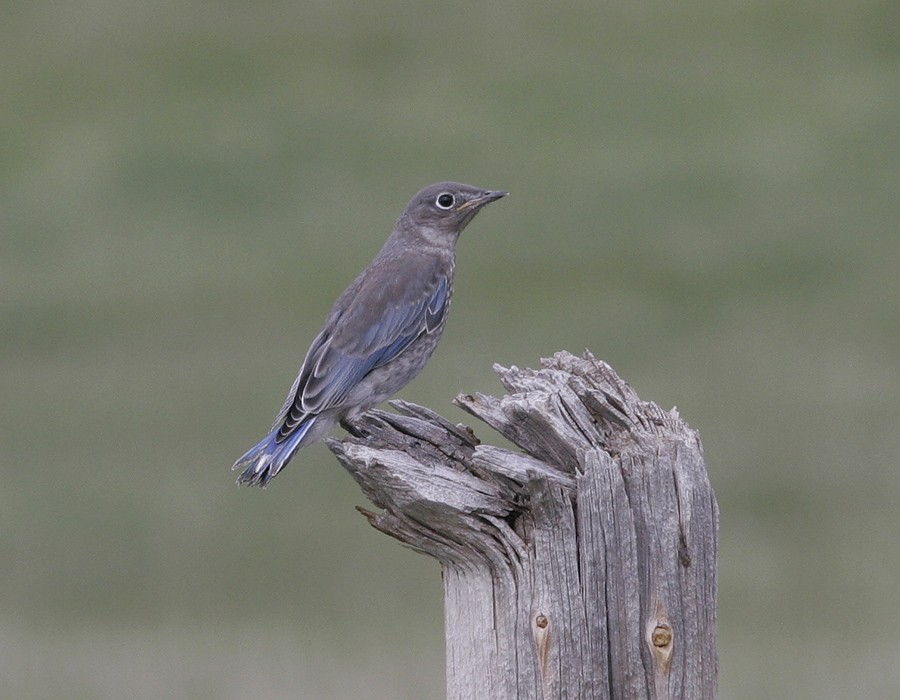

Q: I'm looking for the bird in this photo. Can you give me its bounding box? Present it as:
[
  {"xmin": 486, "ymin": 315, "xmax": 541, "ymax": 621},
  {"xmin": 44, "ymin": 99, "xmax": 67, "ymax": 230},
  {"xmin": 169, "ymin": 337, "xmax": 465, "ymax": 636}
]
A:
[{"xmin": 233, "ymin": 181, "xmax": 507, "ymax": 487}]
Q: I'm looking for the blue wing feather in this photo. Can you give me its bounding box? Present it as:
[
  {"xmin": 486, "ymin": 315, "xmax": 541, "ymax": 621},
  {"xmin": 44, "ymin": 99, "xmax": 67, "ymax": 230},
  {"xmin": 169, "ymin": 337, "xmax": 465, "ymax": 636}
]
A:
[
  {"xmin": 273, "ymin": 270, "xmax": 450, "ymax": 443},
  {"xmin": 425, "ymin": 276, "xmax": 448, "ymax": 332}
]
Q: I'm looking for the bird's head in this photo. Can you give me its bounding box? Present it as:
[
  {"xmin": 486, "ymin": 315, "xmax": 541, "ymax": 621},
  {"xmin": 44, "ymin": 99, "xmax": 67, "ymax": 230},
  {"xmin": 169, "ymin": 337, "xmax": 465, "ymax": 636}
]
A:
[{"xmin": 400, "ymin": 182, "xmax": 508, "ymax": 241}]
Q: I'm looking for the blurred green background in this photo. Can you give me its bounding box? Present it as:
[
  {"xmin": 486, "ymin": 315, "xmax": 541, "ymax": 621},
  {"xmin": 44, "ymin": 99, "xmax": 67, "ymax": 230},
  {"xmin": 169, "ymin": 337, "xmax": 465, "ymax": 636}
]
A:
[{"xmin": 2, "ymin": 0, "xmax": 898, "ymax": 697}]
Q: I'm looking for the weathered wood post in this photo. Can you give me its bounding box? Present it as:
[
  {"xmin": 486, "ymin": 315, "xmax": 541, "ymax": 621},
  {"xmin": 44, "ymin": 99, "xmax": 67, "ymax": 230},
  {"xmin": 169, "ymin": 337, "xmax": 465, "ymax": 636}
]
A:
[{"xmin": 327, "ymin": 350, "xmax": 718, "ymax": 699}]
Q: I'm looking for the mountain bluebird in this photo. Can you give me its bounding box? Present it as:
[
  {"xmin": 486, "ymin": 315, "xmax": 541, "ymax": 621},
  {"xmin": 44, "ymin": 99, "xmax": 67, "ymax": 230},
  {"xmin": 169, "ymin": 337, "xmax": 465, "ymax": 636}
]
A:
[{"xmin": 233, "ymin": 182, "xmax": 507, "ymax": 487}]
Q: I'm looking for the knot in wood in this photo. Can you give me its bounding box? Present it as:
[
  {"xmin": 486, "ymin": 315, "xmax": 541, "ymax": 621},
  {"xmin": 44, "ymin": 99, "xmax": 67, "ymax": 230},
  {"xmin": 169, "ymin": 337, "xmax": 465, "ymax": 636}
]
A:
[
  {"xmin": 535, "ymin": 614, "xmax": 549, "ymax": 629},
  {"xmin": 651, "ymin": 624, "xmax": 672, "ymax": 648}
]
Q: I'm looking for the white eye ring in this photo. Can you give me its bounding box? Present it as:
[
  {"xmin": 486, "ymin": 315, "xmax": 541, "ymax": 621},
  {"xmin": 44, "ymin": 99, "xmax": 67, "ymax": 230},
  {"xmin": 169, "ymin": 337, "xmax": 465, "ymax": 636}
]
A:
[{"xmin": 435, "ymin": 192, "xmax": 455, "ymax": 210}]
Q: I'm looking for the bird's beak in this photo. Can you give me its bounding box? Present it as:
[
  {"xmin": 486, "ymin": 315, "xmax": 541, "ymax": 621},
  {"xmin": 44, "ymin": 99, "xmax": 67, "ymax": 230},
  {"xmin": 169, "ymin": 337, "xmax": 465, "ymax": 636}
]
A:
[{"xmin": 457, "ymin": 190, "xmax": 509, "ymax": 212}]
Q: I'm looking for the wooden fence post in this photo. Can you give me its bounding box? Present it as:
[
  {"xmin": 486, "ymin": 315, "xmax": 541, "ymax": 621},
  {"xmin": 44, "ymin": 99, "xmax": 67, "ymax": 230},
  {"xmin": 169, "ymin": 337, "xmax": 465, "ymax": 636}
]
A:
[{"xmin": 327, "ymin": 350, "xmax": 718, "ymax": 699}]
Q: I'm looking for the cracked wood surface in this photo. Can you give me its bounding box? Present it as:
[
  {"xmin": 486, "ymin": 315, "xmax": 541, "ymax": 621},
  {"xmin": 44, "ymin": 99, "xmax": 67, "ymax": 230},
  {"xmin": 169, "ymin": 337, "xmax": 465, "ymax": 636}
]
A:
[{"xmin": 328, "ymin": 350, "xmax": 718, "ymax": 699}]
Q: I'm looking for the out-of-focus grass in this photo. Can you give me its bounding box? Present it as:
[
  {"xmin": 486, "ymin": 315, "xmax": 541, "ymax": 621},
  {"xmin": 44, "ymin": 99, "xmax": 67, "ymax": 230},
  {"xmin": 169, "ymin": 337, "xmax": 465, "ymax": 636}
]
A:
[{"xmin": 2, "ymin": 1, "xmax": 898, "ymax": 697}]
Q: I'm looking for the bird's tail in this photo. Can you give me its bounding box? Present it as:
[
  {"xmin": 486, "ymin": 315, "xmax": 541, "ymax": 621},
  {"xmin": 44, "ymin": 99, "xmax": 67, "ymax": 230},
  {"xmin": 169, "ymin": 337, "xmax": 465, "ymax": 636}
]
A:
[{"xmin": 232, "ymin": 417, "xmax": 317, "ymax": 487}]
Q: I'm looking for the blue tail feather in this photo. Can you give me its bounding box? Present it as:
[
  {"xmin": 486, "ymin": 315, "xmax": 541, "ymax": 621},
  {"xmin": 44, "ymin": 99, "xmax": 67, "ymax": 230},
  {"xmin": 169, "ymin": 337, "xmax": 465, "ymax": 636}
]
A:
[{"xmin": 233, "ymin": 417, "xmax": 316, "ymax": 487}]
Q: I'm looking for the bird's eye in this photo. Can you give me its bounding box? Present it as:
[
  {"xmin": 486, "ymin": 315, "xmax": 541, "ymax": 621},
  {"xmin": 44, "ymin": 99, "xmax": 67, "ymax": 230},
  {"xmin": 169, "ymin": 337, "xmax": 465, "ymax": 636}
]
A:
[{"xmin": 436, "ymin": 193, "xmax": 455, "ymax": 210}]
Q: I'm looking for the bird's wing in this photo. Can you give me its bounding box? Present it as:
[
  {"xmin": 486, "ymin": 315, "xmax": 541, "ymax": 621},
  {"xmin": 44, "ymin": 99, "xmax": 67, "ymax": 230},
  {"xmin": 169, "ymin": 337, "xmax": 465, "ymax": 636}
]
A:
[{"xmin": 272, "ymin": 260, "xmax": 450, "ymax": 441}]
